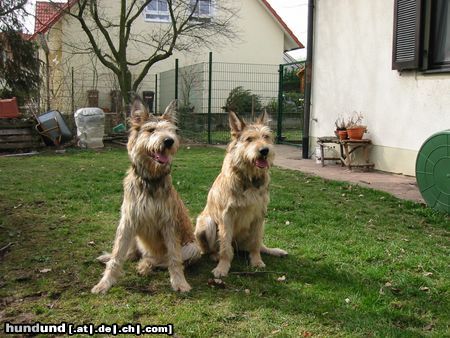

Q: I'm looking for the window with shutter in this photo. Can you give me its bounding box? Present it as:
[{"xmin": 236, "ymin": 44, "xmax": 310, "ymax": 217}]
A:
[
  {"xmin": 428, "ymin": 0, "xmax": 450, "ymax": 70},
  {"xmin": 392, "ymin": 0, "xmax": 423, "ymax": 70}
]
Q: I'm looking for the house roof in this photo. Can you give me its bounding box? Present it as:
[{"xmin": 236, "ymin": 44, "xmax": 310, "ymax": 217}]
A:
[
  {"xmin": 31, "ymin": 1, "xmax": 77, "ymax": 40},
  {"xmin": 259, "ymin": 0, "xmax": 304, "ymax": 49},
  {"xmin": 31, "ymin": 0, "xmax": 304, "ymax": 49}
]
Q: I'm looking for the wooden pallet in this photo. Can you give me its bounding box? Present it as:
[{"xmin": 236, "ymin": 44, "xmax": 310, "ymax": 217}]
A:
[{"xmin": 0, "ymin": 119, "xmax": 44, "ymax": 151}]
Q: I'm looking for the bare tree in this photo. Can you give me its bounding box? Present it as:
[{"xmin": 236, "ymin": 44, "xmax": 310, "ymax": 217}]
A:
[
  {"xmin": 60, "ymin": 0, "xmax": 237, "ymax": 105},
  {"xmin": 0, "ymin": 0, "xmax": 29, "ymax": 29}
]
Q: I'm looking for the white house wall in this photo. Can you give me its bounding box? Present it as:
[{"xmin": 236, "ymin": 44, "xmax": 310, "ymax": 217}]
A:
[{"xmin": 310, "ymin": 0, "xmax": 450, "ymax": 176}]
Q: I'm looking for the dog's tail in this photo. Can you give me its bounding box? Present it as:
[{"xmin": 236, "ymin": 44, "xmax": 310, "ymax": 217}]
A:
[
  {"xmin": 181, "ymin": 242, "xmax": 202, "ymax": 266},
  {"xmin": 260, "ymin": 244, "xmax": 288, "ymax": 257}
]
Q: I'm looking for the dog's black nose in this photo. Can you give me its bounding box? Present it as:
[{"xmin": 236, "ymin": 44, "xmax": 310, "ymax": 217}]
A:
[
  {"xmin": 164, "ymin": 137, "xmax": 174, "ymax": 148},
  {"xmin": 259, "ymin": 147, "xmax": 269, "ymax": 156}
]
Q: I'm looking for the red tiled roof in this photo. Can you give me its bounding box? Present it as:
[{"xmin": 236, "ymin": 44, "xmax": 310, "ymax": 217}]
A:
[
  {"xmin": 35, "ymin": 2, "xmax": 59, "ymax": 33},
  {"xmin": 260, "ymin": 0, "xmax": 304, "ymax": 49},
  {"xmin": 31, "ymin": 1, "xmax": 77, "ymax": 39}
]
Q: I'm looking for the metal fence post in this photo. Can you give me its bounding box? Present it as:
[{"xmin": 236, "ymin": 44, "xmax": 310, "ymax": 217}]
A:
[
  {"xmin": 207, "ymin": 52, "xmax": 212, "ymax": 145},
  {"xmin": 175, "ymin": 59, "xmax": 179, "ymax": 106},
  {"xmin": 277, "ymin": 64, "xmax": 284, "ymax": 143},
  {"xmin": 71, "ymin": 67, "xmax": 74, "ymax": 113},
  {"xmin": 155, "ymin": 74, "xmax": 158, "ymax": 115}
]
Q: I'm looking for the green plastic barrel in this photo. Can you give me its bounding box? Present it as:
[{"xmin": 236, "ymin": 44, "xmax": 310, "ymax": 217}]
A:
[{"xmin": 415, "ymin": 130, "xmax": 450, "ymax": 214}]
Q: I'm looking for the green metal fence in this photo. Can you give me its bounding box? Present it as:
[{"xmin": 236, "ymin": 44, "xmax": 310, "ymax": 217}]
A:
[
  {"xmin": 158, "ymin": 54, "xmax": 305, "ymax": 145},
  {"xmin": 277, "ymin": 61, "xmax": 305, "ymax": 146}
]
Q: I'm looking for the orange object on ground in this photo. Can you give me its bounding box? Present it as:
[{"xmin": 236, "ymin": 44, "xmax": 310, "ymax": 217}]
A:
[{"xmin": 0, "ymin": 97, "xmax": 20, "ymax": 119}]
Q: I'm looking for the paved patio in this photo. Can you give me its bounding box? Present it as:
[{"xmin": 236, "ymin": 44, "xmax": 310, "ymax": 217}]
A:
[{"xmin": 273, "ymin": 144, "xmax": 423, "ymax": 203}]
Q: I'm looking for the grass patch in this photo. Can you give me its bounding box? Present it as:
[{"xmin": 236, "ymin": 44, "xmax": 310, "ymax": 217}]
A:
[{"xmin": 0, "ymin": 146, "xmax": 449, "ymax": 337}]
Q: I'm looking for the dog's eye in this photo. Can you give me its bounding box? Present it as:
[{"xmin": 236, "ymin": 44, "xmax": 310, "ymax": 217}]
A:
[
  {"xmin": 147, "ymin": 128, "xmax": 155, "ymax": 133},
  {"xmin": 263, "ymin": 135, "xmax": 271, "ymax": 140},
  {"xmin": 246, "ymin": 137, "xmax": 253, "ymax": 142}
]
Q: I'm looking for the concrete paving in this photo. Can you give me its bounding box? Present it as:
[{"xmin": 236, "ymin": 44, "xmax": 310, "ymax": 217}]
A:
[{"xmin": 273, "ymin": 144, "xmax": 424, "ymax": 203}]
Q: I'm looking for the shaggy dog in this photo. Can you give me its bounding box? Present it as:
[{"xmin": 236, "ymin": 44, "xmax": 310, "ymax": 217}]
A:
[
  {"xmin": 195, "ymin": 111, "xmax": 287, "ymax": 278},
  {"xmin": 92, "ymin": 98, "xmax": 200, "ymax": 294}
]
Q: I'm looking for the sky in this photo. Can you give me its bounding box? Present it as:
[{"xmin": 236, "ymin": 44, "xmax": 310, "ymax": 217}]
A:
[
  {"xmin": 24, "ymin": 0, "xmax": 308, "ymax": 59},
  {"xmin": 267, "ymin": 0, "xmax": 308, "ymax": 60}
]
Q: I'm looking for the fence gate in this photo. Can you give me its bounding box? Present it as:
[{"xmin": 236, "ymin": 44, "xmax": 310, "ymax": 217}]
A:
[
  {"xmin": 276, "ymin": 61, "xmax": 305, "ymax": 146},
  {"xmin": 158, "ymin": 55, "xmax": 305, "ymax": 146}
]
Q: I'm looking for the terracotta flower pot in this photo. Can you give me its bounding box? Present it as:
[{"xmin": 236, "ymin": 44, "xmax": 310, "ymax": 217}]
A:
[
  {"xmin": 347, "ymin": 127, "xmax": 366, "ymax": 140},
  {"xmin": 337, "ymin": 130, "xmax": 348, "ymax": 140}
]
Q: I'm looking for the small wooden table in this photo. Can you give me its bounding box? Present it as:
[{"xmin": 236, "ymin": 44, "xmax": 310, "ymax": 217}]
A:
[{"xmin": 317, "ymin": 137, "xmax": 374, "ymax": 170}]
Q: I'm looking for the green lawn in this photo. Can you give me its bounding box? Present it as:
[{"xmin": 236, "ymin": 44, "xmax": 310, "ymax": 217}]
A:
[{"xmin": 0, "ymin": 146, "xmax": 449, "ymax": 337}]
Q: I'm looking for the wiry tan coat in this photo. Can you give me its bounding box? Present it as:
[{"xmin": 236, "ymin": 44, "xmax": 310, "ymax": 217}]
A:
[
  {"xmin": 195, "ymin": 111, "xmax": 287, "ymax": 278},
  {"xmin": 91, "ymin": 99, "xmax": 200, "ymax": 294}
]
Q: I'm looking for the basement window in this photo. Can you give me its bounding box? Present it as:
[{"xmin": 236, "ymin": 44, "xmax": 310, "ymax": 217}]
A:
[{"xmin": 392, "ymin": 0, "xmax": 450, "ymax": 73}]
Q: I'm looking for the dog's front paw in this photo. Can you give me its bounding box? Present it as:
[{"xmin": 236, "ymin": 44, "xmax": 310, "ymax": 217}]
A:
[
  {"xmin": 136, "ymin": 259, "xmax": 153, "ymax": 276},
  {"xmin": 91, "ymin": 279, "xmax": 112, "ymax": 294},
  {"xmin": 172, "ymin": 280, "xmax": 192, "ymax": 293},
  {"xmin": 212, "ymin": 262, "xmax": 230, "ymax": 278},
  {"xmin": 251, "ymin": 259, "xmax": 266, "ymax": 269}
]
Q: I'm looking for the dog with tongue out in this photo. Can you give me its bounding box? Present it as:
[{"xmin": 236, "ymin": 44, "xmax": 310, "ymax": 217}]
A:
[
  {"xmin": 195, "ymin": 111, "xmax": 288, "ymax": 279},
  {"xmin": 91, "ymin": 98, "xmax": 200, "ymax": 295}
]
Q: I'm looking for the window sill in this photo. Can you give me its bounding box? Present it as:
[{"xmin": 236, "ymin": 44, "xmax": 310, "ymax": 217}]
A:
[
  {"xmin": 422, "ymin": 68, "xmax": 450, "ymax": 75},
  {"xmin": 144, "ymin": 19, "xmax": 171, "ymax": 23}
]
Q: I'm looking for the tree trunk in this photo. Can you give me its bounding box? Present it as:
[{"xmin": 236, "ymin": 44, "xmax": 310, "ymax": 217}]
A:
[{"xmin": 118, "ymin": 69, "xmax": 132, "ymax": 113}]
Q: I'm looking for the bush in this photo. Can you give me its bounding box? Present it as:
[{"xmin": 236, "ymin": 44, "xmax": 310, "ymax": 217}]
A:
[
  {"xmin": 223, "ymin": 86, "xmax": 262, "ymax": 114},
  {"xmin": 264, "ymin": 92, "xmax": 304, "ymax": 114}
]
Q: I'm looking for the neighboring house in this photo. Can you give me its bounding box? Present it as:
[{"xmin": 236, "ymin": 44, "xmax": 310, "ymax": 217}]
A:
[
  {"xmin": 310, "ymin": 0, "xmax": 450, "ymax": 176},
  {"xmin": 30, "ymin": 0, "xmax": 303, "ymax": 115}
]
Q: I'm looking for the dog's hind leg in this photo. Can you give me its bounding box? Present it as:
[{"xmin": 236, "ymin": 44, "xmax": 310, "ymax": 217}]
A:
[
  {"xmin": 195, "ymin": 215, "xmax": 218, "ymax": 261},
  {"xmin": 260, "ymin": 244, "xmax": 288, "ymax": 257},
  {"xmin": 137, "ymin": 241, "xmax": 200, "ymax": 275},
  {"xmin": 91, "ymin": 216, "xmax": 135, "ymax": 294},
  {"xmin": 96, "ymin": 237, "xmax": 141, "ymax": 264}
]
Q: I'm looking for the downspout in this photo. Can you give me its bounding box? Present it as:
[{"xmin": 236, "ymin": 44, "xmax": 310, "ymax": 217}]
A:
[{"xmin": 302, "ymin": 0, "xmax": 315, "ymax": 158}]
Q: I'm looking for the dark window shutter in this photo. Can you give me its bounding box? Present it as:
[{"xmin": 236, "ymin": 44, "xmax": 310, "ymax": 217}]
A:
[{"xmin": 392, "ymin": 0, "xmax": 423, "ymax": 70}]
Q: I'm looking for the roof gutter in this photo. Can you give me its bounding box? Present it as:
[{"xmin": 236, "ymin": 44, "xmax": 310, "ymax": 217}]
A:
[{"xmin": 302, "ymin": 0, "xmax": 314, "ymax": 159}]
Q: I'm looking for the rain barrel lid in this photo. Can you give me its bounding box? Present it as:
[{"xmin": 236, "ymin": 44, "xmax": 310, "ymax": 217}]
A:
[{"xmin": 416, "ymin": 130, "xmax": 450, "ymax": 214}]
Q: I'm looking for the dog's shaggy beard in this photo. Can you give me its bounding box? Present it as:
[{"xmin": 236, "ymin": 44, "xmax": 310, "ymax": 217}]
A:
[
  {"xmin": 128, "ymin": 122, "xmax": 179, "ymax": 183},
  {"xmin": 228, "ymin": 126, "xmax": 275, "ymax": 182}
]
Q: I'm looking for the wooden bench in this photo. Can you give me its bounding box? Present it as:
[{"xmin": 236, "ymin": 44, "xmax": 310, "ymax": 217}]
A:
[{"xmin": 317, "ymin": 137, "xmax": 374, "ymax": 170}]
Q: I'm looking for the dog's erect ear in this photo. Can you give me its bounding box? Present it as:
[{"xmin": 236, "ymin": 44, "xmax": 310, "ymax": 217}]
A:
[
  {"xmin": 229, "ymin": 111, "xmax": 246, "ymax": 138},
  {"xmin": 130, "ymin": 96, "xmax": 150, "ymax": 128},
  {"xmin": 256, "ymin": 110, "xmax": 271, "ymax": 125},
  {"xmin": 162, "ymin": 100, "xmax": 177, "ymax": 124}
]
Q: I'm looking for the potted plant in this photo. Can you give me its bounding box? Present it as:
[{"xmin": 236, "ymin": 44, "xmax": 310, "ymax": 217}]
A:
[
  {"xmin": 346, "ymin": 112, "xmax": 367, "ymax": 140},
  {"xmin": 334, "ymin": 116, "xmax": 348, "ymax": 140}
]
